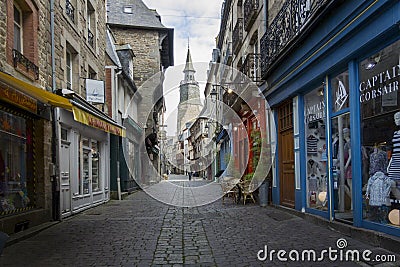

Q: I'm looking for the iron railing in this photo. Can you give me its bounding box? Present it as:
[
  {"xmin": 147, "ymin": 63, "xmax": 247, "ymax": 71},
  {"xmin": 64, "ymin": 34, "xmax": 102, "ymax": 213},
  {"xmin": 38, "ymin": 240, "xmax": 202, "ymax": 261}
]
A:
[
  {"xmin": 244, "ymin": 0, "xmax": 259, "ymax": 31},
  {"xmin": 260, "ymin": 0, "xmax": 330, "ymax": 77},
  {"xmin": 66, "ymin": 0, "xmax": 75, "ymax": 22},
  {"xmin": 12, "ymin": 49, "xmax": 39, "ymax": 80},
  {"xmin": 88, "ymin": 29, "xmax": 94, "ymax": 48},
  {"xmin": 232, "ymin": 18, "xmax": 243, "ymax": 55},
  {"xmin": 241, "ymin": 53, "xmax": 262, "ymax": 82}
]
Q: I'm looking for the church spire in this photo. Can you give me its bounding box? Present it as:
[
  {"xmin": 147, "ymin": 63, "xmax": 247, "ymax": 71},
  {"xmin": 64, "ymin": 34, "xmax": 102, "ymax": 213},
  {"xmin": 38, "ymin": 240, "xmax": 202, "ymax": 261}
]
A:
[{"xmin": 183, "ymin": 42, "xmax": 195, "ymax": 73}]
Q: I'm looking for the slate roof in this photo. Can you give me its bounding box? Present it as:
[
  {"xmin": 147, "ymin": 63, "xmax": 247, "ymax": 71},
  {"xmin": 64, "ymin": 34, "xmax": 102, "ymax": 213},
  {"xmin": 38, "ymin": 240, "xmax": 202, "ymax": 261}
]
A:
[
  {"xmin": 105, "ymin": 29, "xmax": 121, "ymax": 67},
  {"xmin": 107, "ymin": 0, "xmax": 166, "ymax": 29}
]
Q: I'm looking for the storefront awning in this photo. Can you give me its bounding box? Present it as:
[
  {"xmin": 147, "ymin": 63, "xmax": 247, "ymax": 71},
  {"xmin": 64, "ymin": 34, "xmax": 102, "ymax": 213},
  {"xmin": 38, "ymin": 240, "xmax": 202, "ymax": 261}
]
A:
[
  {"xmin": 72, "ymin": 105, "xmax": 125, "ymax": 137},
  {"xmin": 0, "ymin": 71, "xmax": 72, "ymax": 110}
]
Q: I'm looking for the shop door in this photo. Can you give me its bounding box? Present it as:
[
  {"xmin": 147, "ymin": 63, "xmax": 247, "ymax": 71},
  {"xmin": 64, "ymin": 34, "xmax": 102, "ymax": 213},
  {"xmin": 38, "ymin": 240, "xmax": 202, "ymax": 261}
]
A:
[
  {"xmin": 60, "ymin": 140, "xmax": 71, "ymax": 215},
  {"xmin": 278, "ymin": 102, "xmax": 295, "ymax": 207},
  {"xmin": 331, "ymin": 112, "xmax": 353, "ymax": 222}
]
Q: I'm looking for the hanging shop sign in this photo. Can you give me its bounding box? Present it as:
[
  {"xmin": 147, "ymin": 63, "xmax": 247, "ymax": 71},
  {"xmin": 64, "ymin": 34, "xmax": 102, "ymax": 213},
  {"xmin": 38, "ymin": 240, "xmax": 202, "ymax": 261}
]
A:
[
  {"xmin": 86, "ymin": 79, "xmax": 105, "ymax": 104},
  {"xmin": 359, "ymin": 64, "xmax": 400, "ymax": 103},
  {"xmin": 0, "ymin": 84, "xmax": 37, "ymax": 113}
]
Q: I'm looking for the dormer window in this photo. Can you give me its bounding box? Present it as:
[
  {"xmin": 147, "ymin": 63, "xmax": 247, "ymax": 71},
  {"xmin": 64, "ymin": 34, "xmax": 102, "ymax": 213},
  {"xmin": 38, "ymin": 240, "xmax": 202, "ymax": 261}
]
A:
[{"xmin": 123, "ymin": 6, "xmax": 132, "ymax": 14}]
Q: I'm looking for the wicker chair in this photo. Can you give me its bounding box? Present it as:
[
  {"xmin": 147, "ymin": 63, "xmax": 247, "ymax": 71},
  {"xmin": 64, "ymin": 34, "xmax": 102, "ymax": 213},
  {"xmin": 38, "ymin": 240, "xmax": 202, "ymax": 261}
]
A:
[
  {"xmin": 240, "ymin": 180, "xmax": 256, "ymax": 205},
  {"xmin": 221, "ymin": 177, "xmax": 240, "ymax": 204}
]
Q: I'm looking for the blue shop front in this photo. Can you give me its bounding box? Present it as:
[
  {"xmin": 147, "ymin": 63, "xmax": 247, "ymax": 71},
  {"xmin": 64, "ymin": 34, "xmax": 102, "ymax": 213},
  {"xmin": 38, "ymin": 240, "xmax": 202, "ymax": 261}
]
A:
[{"xmin": 262, "ymin": 0, "xmax": 400, "ymax": 236}]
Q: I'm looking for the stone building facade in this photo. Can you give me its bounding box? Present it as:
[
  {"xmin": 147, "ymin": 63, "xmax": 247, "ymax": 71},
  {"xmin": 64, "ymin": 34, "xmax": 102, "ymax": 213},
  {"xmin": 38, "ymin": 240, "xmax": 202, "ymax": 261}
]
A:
[
  {"xmin": 0, "ymin": 0, "xmax": 56, "ymax": 234},
  {"xmin": 107, "ymin": 0, "xmax": 174, "ymax": 181}
]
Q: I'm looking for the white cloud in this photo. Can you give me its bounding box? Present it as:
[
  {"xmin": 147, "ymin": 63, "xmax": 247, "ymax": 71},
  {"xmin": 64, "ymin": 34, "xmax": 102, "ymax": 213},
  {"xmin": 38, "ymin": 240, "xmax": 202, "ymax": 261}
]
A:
[
  {"xmin": 142, "ymin": 0, "xmax": 223, "ymax": 65},
  {"xmin": 141, "ymin": 0, "xmax": 224, "ymax": 136}
]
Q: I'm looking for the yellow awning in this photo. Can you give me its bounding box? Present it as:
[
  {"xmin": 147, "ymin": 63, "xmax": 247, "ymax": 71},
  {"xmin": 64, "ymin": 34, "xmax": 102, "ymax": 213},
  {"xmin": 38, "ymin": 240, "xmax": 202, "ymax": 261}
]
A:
[
  {"xmin": 72, "ymin": 106, "xmax": 126, "ymax": 137},
  {"xmin": 0, "ymin": 71, "xmax": 72, "ymax": 110}
]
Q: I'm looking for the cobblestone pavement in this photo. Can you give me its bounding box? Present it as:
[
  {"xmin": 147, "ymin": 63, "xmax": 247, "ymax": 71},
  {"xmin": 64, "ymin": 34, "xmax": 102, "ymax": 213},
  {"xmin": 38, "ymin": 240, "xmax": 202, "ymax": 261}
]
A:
[{"xmin": 0, "ymin": 177, "xmax": 399, "ymax": 267}]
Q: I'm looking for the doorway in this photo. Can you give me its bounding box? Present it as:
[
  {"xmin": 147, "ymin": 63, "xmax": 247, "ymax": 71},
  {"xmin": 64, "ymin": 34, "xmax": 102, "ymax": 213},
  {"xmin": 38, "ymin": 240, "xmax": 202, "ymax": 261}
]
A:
[
  {"xmin": 60, "ymin": 135, "xmax": 71, "ymax": 216},
  {"xmin": 278, "ymin": 101, "xmax": 295, "ymax": 207},
  {"xmin": 331, "ymin": 112, "xmax": 353, "ymax": 222}
]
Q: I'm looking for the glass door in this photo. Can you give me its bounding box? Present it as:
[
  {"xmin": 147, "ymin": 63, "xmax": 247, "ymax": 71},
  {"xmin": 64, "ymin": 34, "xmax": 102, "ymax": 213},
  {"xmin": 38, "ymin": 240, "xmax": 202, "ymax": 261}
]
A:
[
  {"xmin": 329, "ymin": 69, "xmax": 353, "ymax": 222},
  {"xmin": 331, "ymin": 113, "xmax": 353, "ymax": 221}
]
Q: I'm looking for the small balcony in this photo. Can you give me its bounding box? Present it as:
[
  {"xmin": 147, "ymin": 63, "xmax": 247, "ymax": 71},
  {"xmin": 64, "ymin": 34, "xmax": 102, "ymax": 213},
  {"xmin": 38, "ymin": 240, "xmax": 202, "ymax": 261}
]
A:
[
  {"xmin": 232, "ymin": 18, "xmax": 243, "ymax": 55},
  {"xmin": 244, "ymin": 0, "xmax": 259, "ymax": 31},
  {"xmin": 241, "ymin": 53, "xmax": 262, "ymax": 83},
  {"xmin": 65, "ymin": 0, "xmax": 75, "ymax": 22},
  {"xmin": 12, "ymin": 49, "xmax": 39, "ymax": 80},
  {"xmin": 260, "ymin": 0, "xmax": 331, "ymax": 78}
]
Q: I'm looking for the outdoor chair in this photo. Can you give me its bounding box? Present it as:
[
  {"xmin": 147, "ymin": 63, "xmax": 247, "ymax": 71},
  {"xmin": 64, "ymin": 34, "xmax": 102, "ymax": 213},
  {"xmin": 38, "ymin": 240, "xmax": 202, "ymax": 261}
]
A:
[
  {"xmin": 221, "ymin": 177, "xmax": 240, "ymax": 204},
  {"xmin": 240, "ymin": 180, "xmax": 256, "ymax": 205}
]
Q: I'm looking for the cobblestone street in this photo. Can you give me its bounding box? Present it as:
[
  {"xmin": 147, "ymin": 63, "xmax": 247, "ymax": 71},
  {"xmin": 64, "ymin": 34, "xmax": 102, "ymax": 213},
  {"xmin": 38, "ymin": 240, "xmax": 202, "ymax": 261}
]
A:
[{"xmin": 0, "ymin": 177, "xmax": 399, "ymax": 266}]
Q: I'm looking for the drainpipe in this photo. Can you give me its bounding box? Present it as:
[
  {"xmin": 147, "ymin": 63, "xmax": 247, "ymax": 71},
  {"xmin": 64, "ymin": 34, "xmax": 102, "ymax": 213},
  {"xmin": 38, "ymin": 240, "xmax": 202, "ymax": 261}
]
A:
[
  {"xmin": 50, "ymin": 0, "xmax": 60, "ymax": 221},
  {"xmin": 263, "ymin": 0, "xmax": 268, "ymax": 30}
]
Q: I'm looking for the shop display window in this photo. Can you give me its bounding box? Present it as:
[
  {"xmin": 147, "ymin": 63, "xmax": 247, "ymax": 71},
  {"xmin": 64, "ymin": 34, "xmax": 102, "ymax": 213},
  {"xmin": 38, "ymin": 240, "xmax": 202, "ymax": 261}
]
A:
[
  {"xmin": 91, "ymin": 140, "xmax": 100, "ymax": 192},
  {"xmin": 0, "ymin": 110, "xmax": 33, "ymax": 214},
  {"xmin": 360, "ymin": 39, "xmax": 400, "ymax": 226},
  {"xmin": 304, "ymin": 85, "xmax": 328, "ymax": 209},
  {"xmin": 77, "ymin": 136, "xmax": 101, "ymax": 195}
]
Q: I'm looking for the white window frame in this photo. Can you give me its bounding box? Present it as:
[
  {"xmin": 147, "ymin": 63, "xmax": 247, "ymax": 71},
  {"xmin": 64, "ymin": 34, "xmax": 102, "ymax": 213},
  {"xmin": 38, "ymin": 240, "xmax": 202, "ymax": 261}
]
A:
[
  {"xmin": 13, "ymin": 3, "xmax": 23, "ymax": 52},
  {"xmin": 66, "ymin": 50, "xmax": 73, "ymax": 89}
]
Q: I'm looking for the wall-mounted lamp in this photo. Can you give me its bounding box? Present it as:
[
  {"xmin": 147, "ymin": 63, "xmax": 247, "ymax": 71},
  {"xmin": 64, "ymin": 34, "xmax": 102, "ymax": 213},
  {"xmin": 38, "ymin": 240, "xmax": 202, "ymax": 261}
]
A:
[{"xmin": 365, "ymin": 54, "xmax": 381, "ymax": 70}]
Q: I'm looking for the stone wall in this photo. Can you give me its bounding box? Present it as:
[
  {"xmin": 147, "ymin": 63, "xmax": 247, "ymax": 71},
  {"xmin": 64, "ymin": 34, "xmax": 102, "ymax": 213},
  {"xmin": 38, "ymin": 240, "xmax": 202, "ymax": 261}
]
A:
[{"xmin": 54, "ymin": 0, "xmax": 106, "ymax": 99}]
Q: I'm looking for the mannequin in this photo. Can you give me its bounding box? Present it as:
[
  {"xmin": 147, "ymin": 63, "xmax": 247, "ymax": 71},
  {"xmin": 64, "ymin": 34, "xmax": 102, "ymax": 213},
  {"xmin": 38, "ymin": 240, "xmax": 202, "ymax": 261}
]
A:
[
  {"xmin": 343, "ymin": 128, "xmax": 352, "ymax": 198},
  {"xmin": 387, "ymin": 111, "xmax": 400, "ymax": 200}
]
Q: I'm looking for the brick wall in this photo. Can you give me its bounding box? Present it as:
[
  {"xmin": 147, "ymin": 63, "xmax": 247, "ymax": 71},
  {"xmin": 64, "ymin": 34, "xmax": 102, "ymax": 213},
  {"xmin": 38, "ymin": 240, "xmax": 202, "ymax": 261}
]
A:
[{"xmin": 105, "ymin": 67, "xmax": 112, "ymax": 117}]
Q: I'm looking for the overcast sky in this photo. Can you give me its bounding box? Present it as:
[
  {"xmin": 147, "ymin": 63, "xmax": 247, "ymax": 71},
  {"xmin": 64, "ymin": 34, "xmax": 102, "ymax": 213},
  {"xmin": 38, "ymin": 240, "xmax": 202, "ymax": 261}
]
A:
[{"xmin": 142, "ymin": 0, "xmax": 224, "ymax": 136}]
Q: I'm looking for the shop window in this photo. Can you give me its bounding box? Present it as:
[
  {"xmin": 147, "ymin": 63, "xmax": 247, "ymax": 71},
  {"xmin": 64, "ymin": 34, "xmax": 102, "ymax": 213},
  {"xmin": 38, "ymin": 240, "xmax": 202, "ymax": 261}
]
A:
[
  {"xmin": 77, "ymin": 136, "xmax": 101, "ymax": 195},
  {"xmin": 0, "ymin": 109, "xmax": 34, "ymax": 215},
  {"xmin": 360, "ymin": 39, "xmax": 400, "ymax": 226},
  {"xmin": 91, "ymin": 140, "xmax": 100, "ymax": 192},
  {"xmin": 304, "ymin": 85, "xmax": 328, "ymax": 209}
]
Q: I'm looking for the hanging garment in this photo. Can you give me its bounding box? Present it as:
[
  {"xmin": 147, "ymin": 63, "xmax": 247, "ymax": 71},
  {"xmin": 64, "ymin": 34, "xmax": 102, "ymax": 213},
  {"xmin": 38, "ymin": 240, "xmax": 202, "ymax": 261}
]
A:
[
  {"xmin": 365, "ymin": 171, "xmax": 392, "ymax": 206},
  {"xmin": 369, "ymin": 149, "xmax": 388, "ymax": 175},
  {"xmin": 319, "ymin": 146, "xmax": 327, "ymax": 162},
  {"xmin": 307, "ymin": 135, "xmax": 318, "ymax": 155},
  {"xmin": 388, "ymin": 131, "xmax": 400, "ymax": 184},
  {"xmin": 307, "ymin": 159, "xmax": 320, "ymax": 175},
  {"xmin": 308, "ymin": 175, "xmax": 318, "ymax": 192}
]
